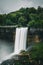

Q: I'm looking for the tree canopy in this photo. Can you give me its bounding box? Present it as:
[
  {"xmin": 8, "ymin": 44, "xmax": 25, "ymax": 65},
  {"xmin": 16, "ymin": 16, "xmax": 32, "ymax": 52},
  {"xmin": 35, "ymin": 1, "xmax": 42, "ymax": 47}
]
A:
[{"xmin": 0, "ymin": 6, "xmax": 43, "ymax": 28}]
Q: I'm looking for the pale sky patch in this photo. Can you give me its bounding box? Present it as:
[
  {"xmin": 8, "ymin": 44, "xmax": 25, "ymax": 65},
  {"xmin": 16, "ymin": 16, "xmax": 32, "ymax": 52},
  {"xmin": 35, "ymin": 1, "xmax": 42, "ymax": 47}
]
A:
[{"xmin": 0, "ymin": 0, "xmax": 43, "ymax": 14}]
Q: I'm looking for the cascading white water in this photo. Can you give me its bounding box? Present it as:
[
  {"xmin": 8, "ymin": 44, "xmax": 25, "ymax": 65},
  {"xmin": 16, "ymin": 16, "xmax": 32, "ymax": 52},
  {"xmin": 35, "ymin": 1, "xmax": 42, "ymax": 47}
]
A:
[
  {"xmin": 19, "ymin": 28, "xmax": 28, "ymax": 51},
  {"xmin": 1, "ymin": 27, "xmax": 28, "ymax": 63},
  {"xmin": 14, "ymin": 27, "xmax": 28, "ymax": 54},
  {"xmin": 14, "ymin": 28, "xmax": 21, "ymax": 54}
]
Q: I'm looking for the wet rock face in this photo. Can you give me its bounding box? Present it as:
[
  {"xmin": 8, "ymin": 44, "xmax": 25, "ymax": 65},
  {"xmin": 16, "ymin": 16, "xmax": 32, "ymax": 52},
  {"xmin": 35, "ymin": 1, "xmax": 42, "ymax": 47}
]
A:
[
  {"xmin": 27, "ymin": 30, "xmax": 43, "ymax": 44},
  {"xmin": 1, "ymin": 54, "xmax": 43, "ymax": 65},
  {"xmin": 1, "ymin": 55, "xmax": 29, "ymax": 65},
  {"xmin": 1, "ymin": 59, "xmax": 15, "ymax": 65},
  {"xmin": 0, "ymin": 28, "xmax": 16, "ymax": 42},
  {"xmin": 0, "ymin": 28, "xmax": 43, "ymax": 43}
]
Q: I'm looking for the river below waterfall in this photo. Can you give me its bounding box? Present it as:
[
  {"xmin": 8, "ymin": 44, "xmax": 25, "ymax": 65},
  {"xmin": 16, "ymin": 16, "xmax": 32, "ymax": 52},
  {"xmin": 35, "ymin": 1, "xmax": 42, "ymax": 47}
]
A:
[{"xmin": 0, "ymin": 39, "xmax": 14, "ymax": 62}]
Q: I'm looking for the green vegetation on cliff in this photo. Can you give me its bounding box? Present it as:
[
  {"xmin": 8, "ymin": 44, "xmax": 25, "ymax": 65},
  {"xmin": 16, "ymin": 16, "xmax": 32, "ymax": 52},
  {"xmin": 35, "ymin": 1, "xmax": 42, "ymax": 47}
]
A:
[
  {"xmin": 30, "ymin": 42, "xmax": 43, "ymax": 60},
  {"xmin": 0, "ymin": 6, "xmax": 43, "ymax": 28}
]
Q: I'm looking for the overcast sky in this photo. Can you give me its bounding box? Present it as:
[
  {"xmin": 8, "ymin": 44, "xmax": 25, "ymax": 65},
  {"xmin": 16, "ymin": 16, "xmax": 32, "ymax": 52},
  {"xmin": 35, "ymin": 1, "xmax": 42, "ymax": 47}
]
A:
[{"xmin": 0, "ymin": 0, "xmax": 43, "ymax": 14}]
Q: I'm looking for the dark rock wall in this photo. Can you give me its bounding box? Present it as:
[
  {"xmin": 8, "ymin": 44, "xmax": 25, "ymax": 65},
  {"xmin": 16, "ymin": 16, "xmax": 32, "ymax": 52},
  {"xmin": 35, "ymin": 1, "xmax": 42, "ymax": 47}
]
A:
[{"xmin": 0, "ymin": 28, "xmax": 43, "ymax": 43}]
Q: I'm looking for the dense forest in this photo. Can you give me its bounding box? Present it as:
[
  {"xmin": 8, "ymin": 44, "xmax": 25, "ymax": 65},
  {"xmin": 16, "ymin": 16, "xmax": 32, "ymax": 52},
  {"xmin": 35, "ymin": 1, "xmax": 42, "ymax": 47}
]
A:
[{"xmin": 0, "ymin": 6, "xmax": 43, "ymax": 28}]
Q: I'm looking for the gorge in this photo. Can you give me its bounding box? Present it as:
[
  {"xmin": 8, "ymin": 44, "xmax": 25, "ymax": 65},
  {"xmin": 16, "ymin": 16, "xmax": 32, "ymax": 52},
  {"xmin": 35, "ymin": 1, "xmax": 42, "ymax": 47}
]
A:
[{"xmin": 0, "ymin": 27, "xmax": 28, "ymax": 63}]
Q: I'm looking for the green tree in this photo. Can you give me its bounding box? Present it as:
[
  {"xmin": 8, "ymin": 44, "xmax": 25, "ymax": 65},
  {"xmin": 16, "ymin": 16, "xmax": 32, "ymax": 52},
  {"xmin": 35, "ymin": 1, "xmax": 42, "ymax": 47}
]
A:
[
  {"xmin": 5, "ymin": 19, "xmax": 12, "ymax": 25},
  {"xmin": 30, "ymin": 43, "xmax": 43, "ymax": 60},
  {"xmin": 0, "ymin": 15, "xmax": 4, "ymax": 25},
  {"xmin": 18, "ymin": 16, "xmax": 27, "ymax": 26},
  {"xmin": 28, "ymin": 20, "xmax": 43, "ymax": 28},
  {"xmin": 29, "ymin": 7, "xmax": 37, "ymax": 14}
]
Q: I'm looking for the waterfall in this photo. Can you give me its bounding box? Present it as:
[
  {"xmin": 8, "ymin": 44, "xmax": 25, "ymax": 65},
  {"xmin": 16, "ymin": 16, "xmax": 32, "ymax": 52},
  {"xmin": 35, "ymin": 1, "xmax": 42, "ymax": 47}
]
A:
[
  {"xmin": 14, "ymin": 27, "xmax": 28, "ymax": 54},
  {"xmin": 1, "ymin": 27, "xmax": 28, "ymax": 63},
  {"xmin": 14, "ymin": 28, "xmax": 21, "ymax": 54},
  {"xmin": 19, "ymin": 28, "xmax": 28, "ymax": 51}
]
